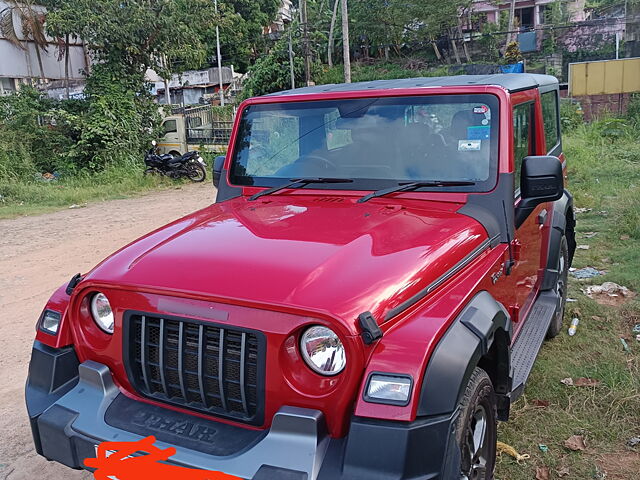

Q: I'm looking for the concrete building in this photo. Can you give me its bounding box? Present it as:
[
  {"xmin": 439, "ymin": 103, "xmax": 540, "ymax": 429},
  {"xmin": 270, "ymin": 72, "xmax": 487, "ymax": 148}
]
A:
[
  {"xmin": 0, "ymin": 1, "xmax": 88, "ymax": 95},
  {"xmin": 471, "ymin": 0, "xmax": 588, "ymax": 30},
  {"xmin": 150, "ymin": 67, "xmax": 242, "ymax": 106}
]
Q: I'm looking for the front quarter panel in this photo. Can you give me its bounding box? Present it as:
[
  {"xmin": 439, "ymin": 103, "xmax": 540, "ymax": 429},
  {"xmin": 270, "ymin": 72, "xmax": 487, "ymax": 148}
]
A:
[{"xmin": 354, "ymin": 245, "xmax": 506, "ymax": 421}]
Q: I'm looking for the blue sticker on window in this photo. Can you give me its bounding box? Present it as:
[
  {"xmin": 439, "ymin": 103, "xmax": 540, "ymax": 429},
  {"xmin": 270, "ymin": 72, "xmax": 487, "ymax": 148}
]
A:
[{"xmin": 467, "ymin": 126, "xmax": 490, "ymax": 140}]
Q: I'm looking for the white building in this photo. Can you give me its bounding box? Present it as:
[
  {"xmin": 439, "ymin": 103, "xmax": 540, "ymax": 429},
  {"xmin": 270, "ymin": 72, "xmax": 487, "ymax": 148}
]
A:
[{"xmin": 0, "ymin": 1, "xmax": 88, "ymax": 95}]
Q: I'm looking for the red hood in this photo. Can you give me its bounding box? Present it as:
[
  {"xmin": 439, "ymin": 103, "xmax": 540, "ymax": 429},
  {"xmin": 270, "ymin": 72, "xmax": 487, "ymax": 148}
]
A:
[{"xmin": 84, "ymin": 195, "xmax": 487, "ymax": 331}]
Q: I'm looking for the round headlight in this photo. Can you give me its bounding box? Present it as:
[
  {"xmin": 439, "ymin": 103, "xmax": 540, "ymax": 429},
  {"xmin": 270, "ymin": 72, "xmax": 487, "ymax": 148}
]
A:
[
  {"xmin": 90, "ymin": 292, "xmax": 114, "ymax": 334},
  {"xmin": 300, "ymin": 326, "xmax": 346, "ymax": 375}
]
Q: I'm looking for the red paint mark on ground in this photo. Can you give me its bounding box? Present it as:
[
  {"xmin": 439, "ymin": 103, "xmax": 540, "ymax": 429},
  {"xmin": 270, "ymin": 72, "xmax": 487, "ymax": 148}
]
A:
[{"xmin": 85, "ymin": 436, "xmax": 242, "ymax": 480}]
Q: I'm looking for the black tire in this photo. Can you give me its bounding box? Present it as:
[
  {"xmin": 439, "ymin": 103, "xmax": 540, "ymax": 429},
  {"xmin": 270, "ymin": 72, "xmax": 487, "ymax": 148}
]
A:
[
  {"xmin": 547, "ymin": 235, "xmax": 569, "ymax": 339},
  {"xmin": 455, "ymin": 368, "xmax": 497, "ymax": 480},
  {"xmin": 185, "ymin": 162, "xmax": 206, "ymax": 182},
  {"xmin": 144, "ymin": 167, "xmax": 158, "ymax": 176}
]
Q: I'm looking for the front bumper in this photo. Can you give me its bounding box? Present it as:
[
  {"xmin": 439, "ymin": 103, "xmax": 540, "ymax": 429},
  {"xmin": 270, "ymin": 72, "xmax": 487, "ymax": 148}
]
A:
[{"xmin": 26, "ymin": 342, "xmax": 460, "ymax": 479}]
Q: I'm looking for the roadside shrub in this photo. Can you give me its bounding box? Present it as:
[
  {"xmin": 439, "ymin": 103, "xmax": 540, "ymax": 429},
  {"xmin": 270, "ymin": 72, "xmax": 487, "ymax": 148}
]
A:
[
  {"xmin": 613, "ymin": 187, "xmax": 640, "ymax": 240},
  {"xmin": 73, "ymin": 65, "xmax": 160, "ymax": 172},
  {"xmin": 0, "ymin": 128, "xmax": 37, "ymax": 181},
  {"xmin": 626, "ymin": 93, "xmax": 640, "ymax": 126},
  {"xmin": 559, "ymin": 98, "xmax": 583, "ymax": 132},
  {"xmin": 0, "ymin": 86, "xmax": 80, "ymax": 175}
]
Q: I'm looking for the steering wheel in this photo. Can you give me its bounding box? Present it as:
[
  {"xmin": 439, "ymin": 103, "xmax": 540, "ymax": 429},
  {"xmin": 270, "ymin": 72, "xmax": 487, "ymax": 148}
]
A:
[{"xmin": 298, "ymin": 154, "xmax": 338, "ymax": 171}]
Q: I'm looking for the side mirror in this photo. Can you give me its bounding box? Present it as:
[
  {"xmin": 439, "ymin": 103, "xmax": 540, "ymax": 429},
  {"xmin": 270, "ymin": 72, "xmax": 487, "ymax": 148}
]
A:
[
  {"xmin": 213, "ymin": 155, "xmax": 225, "ymax": 188},
  {"xmin": 515, "ymin": 155, "xmax": 564, "ymax": 227}
]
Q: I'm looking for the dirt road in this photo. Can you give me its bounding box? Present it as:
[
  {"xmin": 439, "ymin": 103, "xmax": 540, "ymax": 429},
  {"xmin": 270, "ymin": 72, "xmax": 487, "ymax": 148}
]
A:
[{"xmin": 0, "ymin": 183, "xmax": 214, "ymax": 480}]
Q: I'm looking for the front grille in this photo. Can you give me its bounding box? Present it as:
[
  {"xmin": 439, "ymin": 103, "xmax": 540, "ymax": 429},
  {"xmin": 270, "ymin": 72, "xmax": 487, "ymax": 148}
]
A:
[{"xmin": 125, "ymin": 312, "xmax": 264, "ymax": 424}]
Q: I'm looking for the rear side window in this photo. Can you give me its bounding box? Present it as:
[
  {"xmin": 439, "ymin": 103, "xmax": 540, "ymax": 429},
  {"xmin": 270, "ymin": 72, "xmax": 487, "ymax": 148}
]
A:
[{"xmin": 541, "ymin": 91, "xmax": 559, "ymax": 151}]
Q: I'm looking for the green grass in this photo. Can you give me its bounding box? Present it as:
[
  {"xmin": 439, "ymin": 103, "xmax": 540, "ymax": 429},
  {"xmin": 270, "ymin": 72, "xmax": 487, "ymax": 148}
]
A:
[
  {"xmin": 0, "ymin": 163, "xmax": 178, "ymax": 219},
  {"xmin": 495, "ymin": 125, "xmax": 640, "ymax": 479}
]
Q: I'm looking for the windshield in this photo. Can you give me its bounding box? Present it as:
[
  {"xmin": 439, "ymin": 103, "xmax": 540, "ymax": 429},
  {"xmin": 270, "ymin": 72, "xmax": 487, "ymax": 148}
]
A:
[{"xmin": 230, "ymin": 94, "xmax": 499, "ymax": 192}]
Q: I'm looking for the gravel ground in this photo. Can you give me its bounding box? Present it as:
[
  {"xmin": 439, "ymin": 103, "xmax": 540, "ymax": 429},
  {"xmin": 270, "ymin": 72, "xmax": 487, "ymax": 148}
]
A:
[{"xmin": 0, "ymin": 183, "xmax": 213, "ymax": 480}]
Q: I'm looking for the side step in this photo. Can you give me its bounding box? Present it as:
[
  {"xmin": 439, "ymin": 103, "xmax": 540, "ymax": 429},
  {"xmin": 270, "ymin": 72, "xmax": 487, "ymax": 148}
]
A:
[{"xmin": 509, "ymin": 291, "xmax": 558, "ymax": 401}]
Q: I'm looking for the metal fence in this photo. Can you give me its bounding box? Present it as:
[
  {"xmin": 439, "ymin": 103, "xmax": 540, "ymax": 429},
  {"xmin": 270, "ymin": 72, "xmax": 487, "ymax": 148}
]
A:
[{"xmin": 183, "ymin": 105, "xmax": 234, "ymax": 145}]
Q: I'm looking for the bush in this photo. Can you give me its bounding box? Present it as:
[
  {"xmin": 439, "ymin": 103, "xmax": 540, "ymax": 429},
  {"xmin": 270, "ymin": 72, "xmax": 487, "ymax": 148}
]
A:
[
  {"xmin": 0, "ymin": 86, "xmax": 82, "ymax": 177},
  {"xmin": 626, "ymin": 93, "xmax": 640, "ymax": 126},
  {"xmin": 559, "ymin": 98, "xmax": 584, "ymax": 132}
]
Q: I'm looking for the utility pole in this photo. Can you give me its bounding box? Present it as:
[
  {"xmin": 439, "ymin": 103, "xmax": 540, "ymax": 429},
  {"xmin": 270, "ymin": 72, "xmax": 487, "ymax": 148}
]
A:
[
  {"xmin": 301, "ymin": 0, "xmax": 311, "ymax": 86},
  {"xmin": 214, "ymin": 0, "xmax": 225, "ymax": 106},
  {"xmin": 328, "ymin": 0, "xmax": 339, "ymax": 67},
  {"xmin": 506, "ymin": 0, "xmax": 516, "ymax": 47},
  {"xmin": 341, "ymin": 0, "xmax": 351, "ymax": 83},
  {"xmin": 289, "ymin": 30, "xmax": 296, "ymax": 89}
]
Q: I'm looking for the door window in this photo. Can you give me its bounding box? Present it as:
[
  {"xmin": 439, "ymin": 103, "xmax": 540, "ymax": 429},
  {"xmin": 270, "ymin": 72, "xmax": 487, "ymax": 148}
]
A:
[
  {"xmin": 541, "ymin": 91, "xmax": 560, "ymax": 151},
  {"xmin": 513, "ymin": 103, "xmax": 535, "ymax": 197}
]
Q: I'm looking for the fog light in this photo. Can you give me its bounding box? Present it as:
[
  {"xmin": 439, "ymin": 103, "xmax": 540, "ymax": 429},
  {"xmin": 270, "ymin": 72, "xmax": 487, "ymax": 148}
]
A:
[
  {"xmin": 365, "ymin": 374, "xmax": 413, "ymax": 406},
  {"xmin": 40, "ymin": 310, "xmax": 61, "ymax": 335}
]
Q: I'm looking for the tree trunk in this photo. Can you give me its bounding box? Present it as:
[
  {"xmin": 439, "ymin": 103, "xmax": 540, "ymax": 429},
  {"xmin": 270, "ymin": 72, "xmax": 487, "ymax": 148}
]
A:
[
  {"xmin": 431, "ymin": 41, "xmax": 442, "ymax": 61},
  {"xmin": 82, "ymin": 40, "xmax": 91, "ymax": 75},
  {"xmin": 458, "ymin": 19, "xmax": 471, "ymax": 63},
  {"xmin": 450, "ymin": 29, "xmax": 461, "ymax": 64},
  {"xmin": 64, "ymin": 34, "xmax": 70, "ymax": 99},
  {"xmin": 164, "ymin": 78, "xmax": 171, "ymax": 105},
  {"xmin": 301, "ymin": 0, "xmax": 311, "ymax": 85},
  {"xmin": 328, "ymin": 0, "xmax": 339, "ymax": 67},
  {"xmin": 341, "ymin": 0, "xmax": 351, "ymax": 83}
]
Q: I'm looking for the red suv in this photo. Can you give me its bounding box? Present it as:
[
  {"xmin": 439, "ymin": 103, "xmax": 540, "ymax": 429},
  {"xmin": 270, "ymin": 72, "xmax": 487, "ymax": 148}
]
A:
[{"xmin": 27, "ymin": 74, "xmax": 575, "ymax": 479}]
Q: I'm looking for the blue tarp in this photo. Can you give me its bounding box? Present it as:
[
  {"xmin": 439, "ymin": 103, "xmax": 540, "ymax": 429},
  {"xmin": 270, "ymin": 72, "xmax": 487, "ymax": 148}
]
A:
[{"xmin": 500, "ymin": 62, "xmax": 525, "ymax": 73}]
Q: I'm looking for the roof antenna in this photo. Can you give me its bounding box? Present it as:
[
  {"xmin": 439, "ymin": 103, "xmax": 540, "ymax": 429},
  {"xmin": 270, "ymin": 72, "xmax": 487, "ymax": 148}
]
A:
[{"xmin": 502, "ymin": 200, "xmax": 515, "ymax": 276}]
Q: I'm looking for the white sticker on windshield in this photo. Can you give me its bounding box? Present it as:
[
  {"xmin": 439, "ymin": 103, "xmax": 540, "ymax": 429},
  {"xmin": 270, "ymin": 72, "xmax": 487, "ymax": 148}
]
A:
[{"xmin": 458, "ymin": 140, "xmax": 481, "ymax": 151}]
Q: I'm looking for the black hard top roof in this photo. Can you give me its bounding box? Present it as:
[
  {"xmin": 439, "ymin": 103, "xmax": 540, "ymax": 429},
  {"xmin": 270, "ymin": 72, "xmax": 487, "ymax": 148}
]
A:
[{"xmin": 266, "ymin": 73, "xmax": 558, "ymax": 97}]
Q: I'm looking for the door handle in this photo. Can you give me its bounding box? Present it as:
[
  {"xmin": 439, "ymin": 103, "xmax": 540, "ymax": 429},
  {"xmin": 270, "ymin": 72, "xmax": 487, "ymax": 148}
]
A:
[{"xmin": 537, "ymin": 209, "xmax": 548, "ymax": 225}]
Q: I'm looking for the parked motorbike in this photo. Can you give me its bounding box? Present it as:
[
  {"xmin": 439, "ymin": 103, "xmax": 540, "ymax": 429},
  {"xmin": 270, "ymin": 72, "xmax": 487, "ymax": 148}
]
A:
[{"xmin": 144, "ymin": 141, "xmax": 207, "ymax": 182}]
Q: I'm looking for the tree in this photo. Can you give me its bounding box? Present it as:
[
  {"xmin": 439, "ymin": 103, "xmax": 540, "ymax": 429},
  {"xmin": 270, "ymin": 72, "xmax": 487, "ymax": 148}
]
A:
[
  {"xmin": 241, "ymin": 25, "xmax": 306, "ymax": 97},
  {"xmin": 216, "ymin": 0, "xmax": 280, "ymax": 71},
  {"xmin": 41, "ymin": 0, "xmax": 223, "ymax": 169},
  {"xmin": 44, "ymin": 0, "xmax": 220, "ymax": 81}
]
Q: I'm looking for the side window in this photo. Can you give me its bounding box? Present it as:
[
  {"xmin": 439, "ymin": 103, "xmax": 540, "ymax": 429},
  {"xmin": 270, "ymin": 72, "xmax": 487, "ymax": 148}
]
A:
[
  {"xmin": 541, "ymin": 91, "xmax": 559, "ymax": 151},
  {"xmin": 513, "ymin": 103, "xmax": 534, "ymax": 196},
  {"xmin": 163, "ymin": 119, "xmax": 177, "ymax": 135}
]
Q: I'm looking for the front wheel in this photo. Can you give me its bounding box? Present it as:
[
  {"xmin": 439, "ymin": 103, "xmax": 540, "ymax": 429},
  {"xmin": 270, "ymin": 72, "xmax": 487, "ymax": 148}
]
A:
[
  {"xmin": 455, "ymin": 368, "xmax": 497, "ymax": 480},
  {"xmin": 185, "ymin": 162, "xmax": 206, "ymax": 182}
]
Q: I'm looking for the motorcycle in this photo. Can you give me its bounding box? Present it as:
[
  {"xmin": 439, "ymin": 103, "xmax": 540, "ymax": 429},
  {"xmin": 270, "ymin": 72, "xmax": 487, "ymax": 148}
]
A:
[{"xmin": 144, "ymin": 141, "xmax": 207, "ymax": 182}]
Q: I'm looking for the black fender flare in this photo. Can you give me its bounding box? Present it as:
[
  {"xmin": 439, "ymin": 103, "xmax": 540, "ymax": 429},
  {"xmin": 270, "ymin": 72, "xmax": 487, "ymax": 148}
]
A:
[
  {"xmin": 541, "ymin": 189, "xmax": 575, "ymax": 290},
  {"xmin": 417, "ymin": 291, "xmax": 512, "ymax": 418}
]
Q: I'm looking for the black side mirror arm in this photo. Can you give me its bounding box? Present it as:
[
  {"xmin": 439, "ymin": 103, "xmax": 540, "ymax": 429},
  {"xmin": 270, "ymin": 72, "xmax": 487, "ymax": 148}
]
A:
[{"xmin": 213, "ymin": 155, "xmax": 225, "ymax": 189}]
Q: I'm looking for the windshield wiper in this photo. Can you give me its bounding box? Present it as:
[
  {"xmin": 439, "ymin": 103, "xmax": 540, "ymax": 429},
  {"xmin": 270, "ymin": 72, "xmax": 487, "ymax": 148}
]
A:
[
  {"xmin": 357, "ymin": 180, "xmax": 476, "ymax": 203},
  {"xmin": 249, "ymin": 177, "xmax": 354, "ymax": 201}
]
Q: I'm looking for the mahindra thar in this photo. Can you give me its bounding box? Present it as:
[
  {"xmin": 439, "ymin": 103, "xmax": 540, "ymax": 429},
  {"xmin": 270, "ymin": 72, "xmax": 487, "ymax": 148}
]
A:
[{"xmin": 27, "ymin": 74, "xmax": 576, "ymax": 479}]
